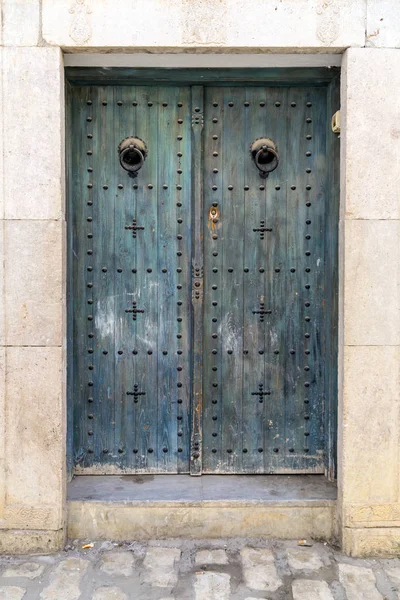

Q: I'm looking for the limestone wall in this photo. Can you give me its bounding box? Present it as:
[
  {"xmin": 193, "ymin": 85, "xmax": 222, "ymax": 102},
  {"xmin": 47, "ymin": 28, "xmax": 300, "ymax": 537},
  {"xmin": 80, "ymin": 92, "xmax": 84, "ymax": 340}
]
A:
[{"xmin": 0, "ymin": 0, "xmax": 399, "ymax": 555}]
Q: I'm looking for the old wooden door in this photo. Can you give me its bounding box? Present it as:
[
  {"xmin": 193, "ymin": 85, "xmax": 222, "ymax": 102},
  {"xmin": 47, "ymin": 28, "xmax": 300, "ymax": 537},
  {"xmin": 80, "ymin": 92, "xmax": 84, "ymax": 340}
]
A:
[{"xmin": 69, "ymin": 77, "xmax": 338, "ymax": 475}]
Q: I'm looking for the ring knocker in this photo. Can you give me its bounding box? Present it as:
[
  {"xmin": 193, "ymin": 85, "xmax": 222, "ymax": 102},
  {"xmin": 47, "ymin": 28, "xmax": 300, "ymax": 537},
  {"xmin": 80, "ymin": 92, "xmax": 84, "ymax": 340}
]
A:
[
  {"xmin": 118, "ymin": 137, "xmax": 147, "ymax": 178},
  {"xmin": 250, "ymin": 138, "xmax": 279, "ymax": 179}
]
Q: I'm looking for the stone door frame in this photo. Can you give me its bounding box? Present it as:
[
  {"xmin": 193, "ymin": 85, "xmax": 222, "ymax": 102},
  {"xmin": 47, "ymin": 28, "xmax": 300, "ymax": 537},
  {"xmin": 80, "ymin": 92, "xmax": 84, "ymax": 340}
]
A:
[{"xmin": 1, "ymin": 41, "xmax": 399, "ymax": 557}]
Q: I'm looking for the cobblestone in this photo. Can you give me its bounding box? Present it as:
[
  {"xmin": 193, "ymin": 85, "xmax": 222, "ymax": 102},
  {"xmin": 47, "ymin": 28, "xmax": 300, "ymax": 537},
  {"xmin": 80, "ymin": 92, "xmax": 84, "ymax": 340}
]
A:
[{"xmin": 0, "ymin": 539, "xmax": 399, "ymax": 599}]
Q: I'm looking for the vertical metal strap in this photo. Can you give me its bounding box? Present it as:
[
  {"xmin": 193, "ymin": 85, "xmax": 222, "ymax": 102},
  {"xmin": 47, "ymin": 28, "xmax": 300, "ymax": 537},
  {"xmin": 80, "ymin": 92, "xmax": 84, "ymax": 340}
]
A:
[{"xmin": 190, "ymin": 85, "xmax": 204, "ymax": 475}]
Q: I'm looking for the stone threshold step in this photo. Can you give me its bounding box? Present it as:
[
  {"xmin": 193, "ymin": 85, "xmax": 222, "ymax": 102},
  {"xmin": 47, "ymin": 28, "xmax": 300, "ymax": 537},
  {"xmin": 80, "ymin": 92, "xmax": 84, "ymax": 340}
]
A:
[{"xmin": 68, "ymin": 474, "xmax": 336, "ymax": 541}]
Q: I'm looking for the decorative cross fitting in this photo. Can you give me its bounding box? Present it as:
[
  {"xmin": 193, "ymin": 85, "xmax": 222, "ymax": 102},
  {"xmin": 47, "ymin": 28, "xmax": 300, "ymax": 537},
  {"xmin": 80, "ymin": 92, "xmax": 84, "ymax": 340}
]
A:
[
  {"xmin": 127, "ymin": 384, "xmax": 146, "ymax": 403},
  {"xmin": 125, "ymin": 218, "xmax": 144, "ymax": 238},
  {"xmin": 125, "ymin": 300, "xmax": 144, "ymax": 321},
  {"xmin": 253, "ymin": 220, "xmax": 272, "ymax": 240},
  {"xmin": 251, "ymin": 383, "xmax": 271, "ymax": 401},
  {"xmin": 252, "ymin": 300, "xmax": 271, "ymax": 323}
]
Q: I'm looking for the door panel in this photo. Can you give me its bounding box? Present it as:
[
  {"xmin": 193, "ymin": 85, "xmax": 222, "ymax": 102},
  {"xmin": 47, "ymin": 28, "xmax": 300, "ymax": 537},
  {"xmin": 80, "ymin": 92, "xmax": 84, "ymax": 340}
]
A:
[
  {"xmin": 202, "ymin": 87, "xmax": 327, "ymax": 473},
  {"xmin": 69, "ymin": 80, "xmax": 336, "ymax": 475},
  {"xmin": 71, "ymin": 86, "xmax": 192, "ymax": 473}
]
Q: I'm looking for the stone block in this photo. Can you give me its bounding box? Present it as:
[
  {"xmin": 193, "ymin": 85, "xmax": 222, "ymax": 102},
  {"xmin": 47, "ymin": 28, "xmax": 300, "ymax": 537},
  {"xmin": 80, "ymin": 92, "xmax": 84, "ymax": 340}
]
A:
[
  {"xmin": 4, "ymin": 347, "xmax": 64, "ymax": 525},
  {"xmin": 142, "ymin": 547, "xmax": 181, "ymax": 588},
  {"xmin": 292, "ymin": 580, "xmax": 334, "ymax": 600},
  {"xmin": 194, "ymin": 572, "xmax": 230, "ymax": 600},
  {"xmin": 3, "ymin": 48, "xmax": 64, "ymax": 220},
  {"xmin": 4, "ymin": 220, "xmax": 63, "ymax": 346},
  {"xmin": 92, "ymin": 588, "xmax": 127, "ymax": 600},
  {"xmin": 286, "ymin": 548, "xmax": 324, "ymax": 571},
  {"xmin": 99, "ymin": 551, "xmax": 134, "ymax": 576},
  {"xmin": 0, "ymin": 223, "xmax": 4, "ymax": 346},
  {"xmin": 338, "ymin": 563, "xmax": 382, "ymax": 599},
  {"xmin": 342, "ymin": 49, "xmax": 400, "ymax": 219},
  {"xmin": 195, "ymin": 549, "xmax": 228, "ymax": 565},
  {"xmin": 0, "ymin": 48, "xmax": 3, "ymax": 220},
  {"xmin": 341, "ymin": 346, "xmax": 400, "ymax": 505},
  {"xmin": 42, "ymin": 0, "xmax": 366, "ymax": 50},
  {"xmin": 240, "ymin": 547, "xmax": 282, "ymax": 592},
  {"xmin": 367, "ymin": 1, "xmax": 400, "ymax": 48},
  {"xmin": 0, "ymin": 529, "xmax": 64, "ymax": 554},
  {"xmin": 0, "ymin": 587, "xmax": 26, "ymax": 600},
  {"xmin": 344, "ymin": 220, "xmax": 400, "ymax": 345},
  {"xmin": 0, "ymin": 348, "xmax": 5, "ymax": 515},
  {"xmin": 40, "ymin": 558, "xmax": 89, "ymax": 600},
  {"xmin": 2, "ymin": 0, "xmax": 40, "ymax": 46},
  {"xmin": 2, "ymin": 562, "xmax": 44, "ymax": 579}
]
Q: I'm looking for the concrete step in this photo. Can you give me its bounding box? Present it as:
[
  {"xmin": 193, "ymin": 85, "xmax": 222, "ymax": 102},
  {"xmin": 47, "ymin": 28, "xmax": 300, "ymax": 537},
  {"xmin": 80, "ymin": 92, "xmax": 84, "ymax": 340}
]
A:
[{"xmin": 67, "ymin": 474, "xmax": 336, "ymax": 541}]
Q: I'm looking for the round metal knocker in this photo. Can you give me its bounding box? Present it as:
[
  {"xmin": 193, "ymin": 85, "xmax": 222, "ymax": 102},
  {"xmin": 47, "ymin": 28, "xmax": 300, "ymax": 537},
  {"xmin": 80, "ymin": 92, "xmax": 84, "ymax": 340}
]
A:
[
  {"xmin": 250, "ymin": 137, "xmax": 279, "ymax": 179},
  {"xmin": 118, "ymin": 137, "xmax": 147, "ymax": 178}
]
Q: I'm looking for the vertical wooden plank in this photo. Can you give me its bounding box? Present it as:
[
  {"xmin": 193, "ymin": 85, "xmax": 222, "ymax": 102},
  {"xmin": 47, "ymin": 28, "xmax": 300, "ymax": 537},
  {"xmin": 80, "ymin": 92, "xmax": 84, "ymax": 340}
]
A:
[
  {"xmin": 113, "ymin": 85, "xmax": 137, "ymax": 469},
  {"xmin": 93, "ymin": 86, "xmax": 117, "ymax": 466},
  {"xmin": 190, "ymin": 85, "xmax": 204, "ymax": 475},
  {"xmin": 202, "ymin": 87, "xmax": 224, "ymax": 472},
  {"xmin": 219, "ymin": 87, "xmax": 245, "ymax": 473},
  {"xmin": 325, "ymin": 75, "xmax": 340, "ymax": 478},
  {"xmin": 262, "ymin": 88, "xmax": 289, "ymax": 473},
  {"xmin": 176, "ymin": 87, "xmax": 192, "ymax": 474},
  {"xmin": 71, "ymin": 86, "xmax": 91, "ymax": 468},
  {"xmin": 242, "ymin": 87, "xmax": 267, "ymax": 473},
  {"xmin": 134, "ymin": 86, "xmax": 159, "ymax": 470}
]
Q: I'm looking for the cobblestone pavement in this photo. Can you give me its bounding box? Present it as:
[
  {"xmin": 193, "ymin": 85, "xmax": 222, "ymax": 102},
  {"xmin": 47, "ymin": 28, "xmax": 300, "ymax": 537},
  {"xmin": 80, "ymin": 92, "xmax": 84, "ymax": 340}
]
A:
[{"xmin": 0, "ymin": 539, "xmax": 400, "ymax": 599}]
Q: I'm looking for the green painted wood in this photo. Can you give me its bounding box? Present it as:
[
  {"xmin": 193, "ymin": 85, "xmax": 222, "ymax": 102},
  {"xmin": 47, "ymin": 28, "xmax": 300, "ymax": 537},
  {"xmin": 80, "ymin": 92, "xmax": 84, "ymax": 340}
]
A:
[
  {"xmin": 66, "ymin": 67, "xmax": 340, "ymax": 87},
  {"xmin": 69, "ymin": 77, "xmax": 338, "ymax": 475},
  {"xmin": 190, "ymin": 85, "xmax": 205, "ymax": 475},
  {"xmin": 70, "ymin": 85, "xmax": 192, "ymax": 473}
]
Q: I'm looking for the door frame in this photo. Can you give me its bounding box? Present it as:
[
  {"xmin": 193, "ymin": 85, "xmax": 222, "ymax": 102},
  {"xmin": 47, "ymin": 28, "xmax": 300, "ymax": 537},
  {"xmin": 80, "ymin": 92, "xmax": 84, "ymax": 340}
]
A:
[{"xmin": 66, "ymin": 67, "xmax": 340, "ymax": 480}]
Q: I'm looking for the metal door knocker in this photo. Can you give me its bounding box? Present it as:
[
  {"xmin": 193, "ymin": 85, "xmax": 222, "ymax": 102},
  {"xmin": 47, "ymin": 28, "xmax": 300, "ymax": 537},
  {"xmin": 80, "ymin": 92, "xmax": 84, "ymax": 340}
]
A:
[
  {"xmin": 118, "ymin": 137, "xmax": 147, "ymax": 178},
  {"xmin": 250, "ymin": 138, "xmax": 279, "ymax": 179}
]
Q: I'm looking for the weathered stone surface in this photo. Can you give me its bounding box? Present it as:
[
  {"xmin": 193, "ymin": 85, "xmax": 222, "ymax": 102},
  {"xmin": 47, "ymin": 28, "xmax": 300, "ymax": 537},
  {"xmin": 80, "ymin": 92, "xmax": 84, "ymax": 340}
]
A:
[
  {"xmin": 194, "ymin": 572, "xmax": 230, "ymax": 600},
  {"xmin": 142, "ymin": 547, "xmax": 181, "ymax": 587},
  {"xmin": 4, "ymin": 220, "xmax": 63, "ymax": 346},
  {"xmin": 5, "ymin": 347, "xmax": 63, "ymax": 520},
  {"xmin": 342, "ymin": 346, "xmax": 400, "ymax": 505},
  {"xmin": 3, "ymin": 48, "xmax": 64, "ymax": 220},
  {"xmin": 343, "ymin": 527, "xmax": 400, "ymax": 557},
  {"xmin": 0, "ymin": 530, "xmax": 64, "ymax": 555},
  {"xmin": 0, "ymin": 224, "xmax": 4, "ymax": 347},
  {"xmin": 2, "ymin": 0, "xmax": 40, "ymax": 46},
  {"xmin": 292, "ymin": 579, "xmax": 334, "ymax": 600},
  {"xmin": 100, "ymin": 551, "xmax": 134, "ymax": 576},
  {"xmin": 68, "ymin": 502, "xmax": 335, "ymax": 541},
  {"xmin": 0, "ymin": 347, "xmax": 5, "ymax": 515},
  {"xmin": 42, "ymin": 0, "xmax": 365, "ymax": 49},
  {"xmin": 0, "ymin": 587, "xmax": 26, "ymax": 600},
  {"xmin": 286, "ymin": 548, "xmax": 324, "ymax": 571},
  {"xmin": 92, "ymin": 587, "xmax": 127, "ymax": 600},
  {"xmin": 338, "ymin": 563, "xmax": 382, "ymax": 600},
  {"xmin": 195, "ymin": 549, "xmax": 228, "ymax": 565},
  {"xmin": 240, "ymin": 547, "xmax": 282, "ymax": 592},
  {"xmin": 40, "ymin": 558, "xmax": 89, "ymax": 600},
  {"xmin": 344, "ymin": 220, "xmax": 400, "ymax": 346},
  {"xmin": 366, "ymin": 1, "xmax": 400, "ymax": 48},
  {"xmin": 385, "ymin": 566, "xmax": 400, "ymax": 585},
  {"xmin": 2, "ymin": 562, "xmax": 44, "ymax": 579},
  {"xmin": 342, "ymin": 49, "xmax": 400, "ymax": 219}
]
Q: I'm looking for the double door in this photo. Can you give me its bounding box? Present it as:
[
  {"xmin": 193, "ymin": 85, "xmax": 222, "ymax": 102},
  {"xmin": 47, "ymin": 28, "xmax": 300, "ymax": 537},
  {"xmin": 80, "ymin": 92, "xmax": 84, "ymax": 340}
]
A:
[{"xmin": 69, "ymin": 81, "xmax": 337, "ymax": 475}]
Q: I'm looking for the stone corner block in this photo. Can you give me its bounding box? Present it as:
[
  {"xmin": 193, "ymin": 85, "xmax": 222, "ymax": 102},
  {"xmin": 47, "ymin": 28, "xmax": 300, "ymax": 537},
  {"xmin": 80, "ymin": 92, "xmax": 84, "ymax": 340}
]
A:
[
  {"xmin": 341, "ymin": 346, "xmax": 400, "ymax": 505},
  {"xmin": 5, "ymin": 346, "xmax": 65, "ymax": 517},
  {"xmin": 42, "ymin": 0, "xmax": 365, "ymax": 49},
  {"xmin": 0, "ymin": 528, "xmax": 65, "ymax": 555},
  {"xmin": 366, "ymin": 1, "xmax": 400, "ymax": 49},
  {"xmin": 5, "ymin": 220, "xmax": 63, "ymax": 346},
  {"xmin": 3, "ymin": 47, "xmax": 64, "ymax": 220},
  {"xmin": 342, "ymin": 47, "xmax": 400, "ymax": 219},
  {"xmin": 2, "ymin": 0, "xmax": 40, "ymax": 47},
  {"xmin": 344, "ymin": 220, "xmax": 400, "ymax": 345}
]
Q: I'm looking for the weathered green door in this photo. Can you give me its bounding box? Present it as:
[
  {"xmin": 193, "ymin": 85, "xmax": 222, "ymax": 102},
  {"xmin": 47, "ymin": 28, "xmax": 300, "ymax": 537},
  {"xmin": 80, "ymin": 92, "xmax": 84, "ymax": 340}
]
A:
[{"xmin": 69, "ymin": 78, "xmax": 338, "ymax": 475}]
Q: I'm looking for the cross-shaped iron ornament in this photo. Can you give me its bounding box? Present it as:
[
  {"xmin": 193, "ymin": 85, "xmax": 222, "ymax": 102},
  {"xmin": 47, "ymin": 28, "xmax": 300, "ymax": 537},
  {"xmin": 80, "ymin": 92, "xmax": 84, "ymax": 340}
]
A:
[
  {"xmin": 125, "ymin": 218, "xmax": 144, "ymax": 238},
  {"xmin": 251, "ymin": 383, "xmax": 271, "ymax": 402},
  {"xmin": 252, "ymin": 298, "xmax": 271, "ymax": 322},
  {"xmin": 125, "ymin": 300, "xmax": 144, "ymax": 321},
  {"xmin": 126, "ymin": 384, "xmax": 146, "ymax": 403},
  {"xmin": 253, "ymin": 220, "xmax": 272, "ymax": 240}
]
